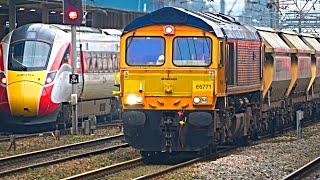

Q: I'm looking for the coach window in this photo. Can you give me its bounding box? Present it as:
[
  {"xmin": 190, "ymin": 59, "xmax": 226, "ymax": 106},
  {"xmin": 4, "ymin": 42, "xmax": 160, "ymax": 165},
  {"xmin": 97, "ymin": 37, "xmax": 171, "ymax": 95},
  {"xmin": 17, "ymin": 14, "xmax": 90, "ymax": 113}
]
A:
[
  {"xmin": 173, "ymin": 37, "xmax": 211, "ymax": 66},
  {"xmin": 126, "ymin": 37, "xmax": 165, "ymax": 66},
  {"xmin": 61, "ymin": 48, "xmax": 70, "ymax": 64}
]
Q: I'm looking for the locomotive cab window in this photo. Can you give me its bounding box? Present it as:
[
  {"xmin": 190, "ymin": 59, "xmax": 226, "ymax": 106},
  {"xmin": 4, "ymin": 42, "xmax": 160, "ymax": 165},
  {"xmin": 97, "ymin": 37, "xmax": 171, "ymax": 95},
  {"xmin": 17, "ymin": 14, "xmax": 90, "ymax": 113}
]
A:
[
  {"xmin": 126, "ymin": 37, "xmax": 165, "ymax": 66},
  {"xmin": 173, "ymin": 37, "xmax": 211, "ymax": 66},
  {"xmin": 8, "ymin": 41, "xmax": 51, "ymax": 71}
]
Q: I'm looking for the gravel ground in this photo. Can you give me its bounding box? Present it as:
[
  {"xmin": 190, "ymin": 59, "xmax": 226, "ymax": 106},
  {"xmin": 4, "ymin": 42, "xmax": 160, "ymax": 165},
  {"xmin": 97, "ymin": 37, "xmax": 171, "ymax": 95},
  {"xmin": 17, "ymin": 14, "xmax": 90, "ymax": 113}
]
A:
[
  {"xmin": 163, "ymin": 122, "xmax": 320, "ymax": 180},
  {"xmin": 0, "ymin": 127, "xmax": 121, "ymax": 158}
]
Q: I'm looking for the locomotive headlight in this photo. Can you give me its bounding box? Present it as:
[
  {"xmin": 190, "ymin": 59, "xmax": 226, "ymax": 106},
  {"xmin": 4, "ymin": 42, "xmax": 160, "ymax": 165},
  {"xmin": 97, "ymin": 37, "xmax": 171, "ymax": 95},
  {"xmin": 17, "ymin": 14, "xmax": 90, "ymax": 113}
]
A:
[
  {"xmin": 201, "ymin": 97, "xmax": 207, "ymax": 103},
  {"xmin": 46, "ymin": 77, "xmax": 53, "ymax": 84},
  {"xmin": 164, "ymin": 25, "xmax": 174, "ymax": 35},
  {"xmin": 193, "ymin": 96, "xmax": 201, "ymax": 104},
  {"xmin": 45, "ymin": 71, "xmax": 57, "ymax": 85},
  {"xmin": 0, "ymin": 72, "xmax": 7, "ymax": 86},
  {"xmin": 126, "ymin": 94, "xmax": 143, "ymax": 105},
  {"xmin": 136, "ymin": 96, "xmax": 143, "ymax": 104}
]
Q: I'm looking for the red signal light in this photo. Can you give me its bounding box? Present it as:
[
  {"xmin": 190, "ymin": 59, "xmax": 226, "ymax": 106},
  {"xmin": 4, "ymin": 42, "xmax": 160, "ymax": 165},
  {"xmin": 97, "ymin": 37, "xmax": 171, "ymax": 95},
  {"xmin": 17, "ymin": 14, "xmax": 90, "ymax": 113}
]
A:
[
  {"xmin": 68, "ymin": 11, "xmax": 78, "ymax": 20},
  {"xmin": 63, "ymin": 0, "xmax": 83, "ymax": 25}
]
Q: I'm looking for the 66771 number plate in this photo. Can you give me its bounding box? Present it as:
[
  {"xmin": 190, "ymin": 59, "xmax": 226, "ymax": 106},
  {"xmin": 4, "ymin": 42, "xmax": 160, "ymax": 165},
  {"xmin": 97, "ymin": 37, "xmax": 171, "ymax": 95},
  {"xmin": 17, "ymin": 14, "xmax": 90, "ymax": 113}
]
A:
[{"xmin": 192, "ymin": 81, "xmax": 214, "ymax": 93}]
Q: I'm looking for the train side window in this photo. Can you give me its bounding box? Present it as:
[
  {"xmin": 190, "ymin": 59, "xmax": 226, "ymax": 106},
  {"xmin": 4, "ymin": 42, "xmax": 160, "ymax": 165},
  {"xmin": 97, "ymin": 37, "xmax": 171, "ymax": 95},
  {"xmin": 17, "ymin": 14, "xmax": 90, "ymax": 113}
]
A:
[
  {"xmin": 86, "ymin": 52, "xmax": 92, "ymax": 72},
  {"xmin": 227, "ymin": 42, "xmax": 236, "ymax": 86},
  {"xmin": 94, "ymin": 53, "xmax": 99, "ymax": 72},
  {"xmin": 101, "ymin": 52, "xmax": 107, "ymax": 71},
  {"xmin": 91, "ymin": 52, "xmax": 97, "ymax": 72},
  {"xmin": 61, "ymin": 48, "xmax": 70, "ymax": 64}
]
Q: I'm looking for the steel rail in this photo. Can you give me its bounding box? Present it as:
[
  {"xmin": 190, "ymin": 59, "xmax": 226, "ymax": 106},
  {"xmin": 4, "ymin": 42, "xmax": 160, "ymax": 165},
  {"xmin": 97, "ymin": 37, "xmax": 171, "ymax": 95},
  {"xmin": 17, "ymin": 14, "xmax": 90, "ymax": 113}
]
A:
[
  {"xmin": 62, "ymin": 158, "xmax": 143, "ymax": 180},
  {"xmin": 0, "ymin": 134, "xmax": 123, "ymax": 172},
  {"xmin": 0, "ymin": 120, "xmax": 123, "ymax": 143},
  {"xmin": 133, "ymin": 120, "xmax": 319, "ymax": 180},
  {"xmin": 282, "ymin": 156, "xmax": 320, "ymax": 180},
  {"xmin": 0, "ymin": 132, "xmax": 54, "ymax": 143},
  {"xmin": 96, "ymin": 120, "xmax": 123, "ymax": 129},
  {"xmin": 0, "ymin": 143, "xmax": 129, "ymax": 176},
  {"xmin": 133, "ymin": 157, "xmax": 202, "ymax": 180}
]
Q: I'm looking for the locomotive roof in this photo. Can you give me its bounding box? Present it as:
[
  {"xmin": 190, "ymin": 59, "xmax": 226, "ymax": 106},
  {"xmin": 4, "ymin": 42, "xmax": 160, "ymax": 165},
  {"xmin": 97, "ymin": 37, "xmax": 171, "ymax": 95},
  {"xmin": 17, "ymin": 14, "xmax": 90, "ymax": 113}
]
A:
[
  {"xmin": 2, "ymin": 23, "xmax": 120, "ymax": 45},
  {"xmin": 51, "ymin": 24, "xmax": 102, "ymax": 34},
  {"xmin": 255, "ymin": 27, "xmax": 291, "ymax": 53},
  {"xmin": 299, "ymin": 33, "xmax": 320, "ymax": 53},
  {"xmin": 280, "ymin": 31, "xmax": 313, "ymax": 53},
  {"xmin": 123, "ymin": 7, "xmax": 260, "ymax": 41},
  {"xmin": 9, "ymin": 23, "xmax": 59, "ymax": 44}
]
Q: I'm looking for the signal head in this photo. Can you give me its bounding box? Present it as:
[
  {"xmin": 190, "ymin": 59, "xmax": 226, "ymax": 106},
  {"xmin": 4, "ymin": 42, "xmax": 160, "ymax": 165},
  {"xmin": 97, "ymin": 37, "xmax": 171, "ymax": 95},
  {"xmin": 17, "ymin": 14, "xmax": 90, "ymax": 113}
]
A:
[{"xmin": 63, "ymin": 0, "xmax": 83, "ymax": 25}]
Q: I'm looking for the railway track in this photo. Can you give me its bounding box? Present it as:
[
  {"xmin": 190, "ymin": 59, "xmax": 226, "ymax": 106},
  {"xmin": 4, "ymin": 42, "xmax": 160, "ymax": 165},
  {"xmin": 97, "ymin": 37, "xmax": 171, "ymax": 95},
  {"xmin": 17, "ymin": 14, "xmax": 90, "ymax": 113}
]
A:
[
  {"xmin": 62, "ymin": 120, "xmax": 320, "ymax": 179},
  {"xmin": 0, "ymin": 132, "xmax": 54, "ymax": 143},
  {"xmin": 0, "ymin": 134, "xmax": 126, "ymax": 176},
  {"xmin": 282, "ymin": 156, "xmax": 320, "ymax": 180},
  {"xmin": 133, "ymin": 157, "xmax": 202, "ymax": 180},
  {"xmin": 63, "ymin": 157, "xmax": 201, "ymax": 180},
  {"xmin": 96, "ymin": 120, "xmax": 123, "ymax": 129},
  {"xmin": 63, "ymin": 144, "xmax": 236, "ymax": 180},
  {"xmin": 0, "ymin": 120, "xmax": 123, "ymax": 143},
  {"xmin": 63, "ymin": 158, "xmax": 143, "ymax": 180}
]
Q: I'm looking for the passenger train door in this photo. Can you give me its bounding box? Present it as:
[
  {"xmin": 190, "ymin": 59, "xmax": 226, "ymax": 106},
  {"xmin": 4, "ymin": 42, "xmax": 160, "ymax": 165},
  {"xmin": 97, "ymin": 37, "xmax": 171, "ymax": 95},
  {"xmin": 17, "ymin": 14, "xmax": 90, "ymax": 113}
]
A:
[
  {"xmin": 78, "ymin": 44, "xmax": 85, "ymax": 98},
  {"xmin": 51, "ymin": 46, "xmax": 72, "ymax": 103}
]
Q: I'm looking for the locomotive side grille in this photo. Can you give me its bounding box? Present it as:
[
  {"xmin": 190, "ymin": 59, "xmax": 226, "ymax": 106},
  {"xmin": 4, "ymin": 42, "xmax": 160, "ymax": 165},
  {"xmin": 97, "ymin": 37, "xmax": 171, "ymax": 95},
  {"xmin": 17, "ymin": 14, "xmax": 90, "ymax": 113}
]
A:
[{"xmin": 237, "ymin": 41, "xmax": 261, "ymax": 86}]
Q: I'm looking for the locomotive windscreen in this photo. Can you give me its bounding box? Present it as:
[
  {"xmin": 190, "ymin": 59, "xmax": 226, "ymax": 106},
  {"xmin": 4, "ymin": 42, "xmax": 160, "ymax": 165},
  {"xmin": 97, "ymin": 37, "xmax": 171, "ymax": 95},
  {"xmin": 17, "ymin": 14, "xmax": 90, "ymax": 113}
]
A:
[
  {"xmin": 126, "ymin": 37, "xmax": 165, "ymax": 66},
  {"xmin": 8, "ymin": 41, "xmax": 51, "ymax": 71},
  {"xmin": 173, "ymin": 37, "xmax": 211, "ymax": 66}
]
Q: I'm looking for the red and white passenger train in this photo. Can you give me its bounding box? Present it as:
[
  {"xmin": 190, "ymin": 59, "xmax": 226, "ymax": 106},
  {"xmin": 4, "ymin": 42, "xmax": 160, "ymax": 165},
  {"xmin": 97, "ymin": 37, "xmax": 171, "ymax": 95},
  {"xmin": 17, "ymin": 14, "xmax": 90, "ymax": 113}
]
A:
[{"xmin": 0, "ymin": 23, "xmax": 120, "ymax": 125}]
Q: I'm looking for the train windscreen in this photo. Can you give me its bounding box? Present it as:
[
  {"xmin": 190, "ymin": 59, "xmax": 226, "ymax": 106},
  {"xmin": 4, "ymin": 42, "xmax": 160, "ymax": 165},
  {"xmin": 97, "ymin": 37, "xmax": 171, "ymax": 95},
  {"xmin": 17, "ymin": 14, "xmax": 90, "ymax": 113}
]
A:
[
  {"xmin": 8, "ymin": 41, "xmax": 51, "ymax": 71},
  {"xmin": 173, "ymin": 37, "xmax": 211, "ymax": 66},
  {"xmin": 126, "ymin": 37, "xmax": 165, "ymax": 66}
]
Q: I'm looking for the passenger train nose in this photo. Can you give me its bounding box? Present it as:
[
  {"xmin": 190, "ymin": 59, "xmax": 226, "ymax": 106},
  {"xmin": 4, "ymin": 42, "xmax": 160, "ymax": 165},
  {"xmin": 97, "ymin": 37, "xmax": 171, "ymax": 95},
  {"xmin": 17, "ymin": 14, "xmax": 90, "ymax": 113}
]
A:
[{"xmin": 7, "ymin": 70, "xmax": 47, "ymax": 117}]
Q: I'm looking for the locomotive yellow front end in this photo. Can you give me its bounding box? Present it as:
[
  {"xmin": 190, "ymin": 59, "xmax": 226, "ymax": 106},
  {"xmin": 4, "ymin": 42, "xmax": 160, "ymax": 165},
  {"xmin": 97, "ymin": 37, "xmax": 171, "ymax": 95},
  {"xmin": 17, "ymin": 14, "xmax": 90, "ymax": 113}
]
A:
[{"xmin": 120, "ymin": 9, "xmax": 220, "ymax": 157}]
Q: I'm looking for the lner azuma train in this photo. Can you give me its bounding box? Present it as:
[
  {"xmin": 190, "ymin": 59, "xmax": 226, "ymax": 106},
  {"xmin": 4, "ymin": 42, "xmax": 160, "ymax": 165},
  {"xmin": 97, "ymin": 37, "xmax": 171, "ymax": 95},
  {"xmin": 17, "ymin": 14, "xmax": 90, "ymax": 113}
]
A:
[
  {"xmin": 0, "ymin": 23, "xmax": 120, "ymax": 126},
  {"xmin": 119, "ymin": 7, "xmax": 320, "ymax": 161}
]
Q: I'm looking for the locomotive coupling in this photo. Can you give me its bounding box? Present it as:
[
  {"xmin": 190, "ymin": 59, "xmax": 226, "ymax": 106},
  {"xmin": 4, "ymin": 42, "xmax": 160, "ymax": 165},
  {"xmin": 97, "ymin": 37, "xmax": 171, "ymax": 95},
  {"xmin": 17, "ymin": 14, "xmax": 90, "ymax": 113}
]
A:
[{"xmin": 178, "ymin": 110, "xmax": 187, "ymax": 126}]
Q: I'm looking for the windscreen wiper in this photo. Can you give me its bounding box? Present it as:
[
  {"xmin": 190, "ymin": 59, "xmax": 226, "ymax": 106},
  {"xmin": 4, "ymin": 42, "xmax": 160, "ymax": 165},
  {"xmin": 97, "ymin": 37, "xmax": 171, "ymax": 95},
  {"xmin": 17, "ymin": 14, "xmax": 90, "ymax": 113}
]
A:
[{"xmin": 11, "ymin": 57, "xmax": 28, "ymax": 69}]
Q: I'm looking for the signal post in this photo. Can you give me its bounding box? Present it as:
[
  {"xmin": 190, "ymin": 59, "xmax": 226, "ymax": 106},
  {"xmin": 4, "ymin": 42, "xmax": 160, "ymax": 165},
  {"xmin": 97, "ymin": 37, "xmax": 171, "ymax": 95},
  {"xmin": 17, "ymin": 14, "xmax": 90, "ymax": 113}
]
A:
[{"xmin": 63, "ymin": 0, "xmax": 84, "ymax": 135}]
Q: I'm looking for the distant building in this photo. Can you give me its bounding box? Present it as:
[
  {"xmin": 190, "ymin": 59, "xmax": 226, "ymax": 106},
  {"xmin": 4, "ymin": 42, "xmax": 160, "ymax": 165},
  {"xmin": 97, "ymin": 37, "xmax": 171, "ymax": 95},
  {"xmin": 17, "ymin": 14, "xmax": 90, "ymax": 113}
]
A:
[
  {"xmin": 0, "ymin": 0, "xmax": 145, "ymax": 39},
  {"xmin": 86, "ymin": 0, "xmax": 150, "ymax": 12},
  {"xmin": 240, "ymin": 0, "xmax": 277, "ymax": 28},
  {"xmin": 148, "ymin": 0, "xmax": 276, "ymax": 27}
]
